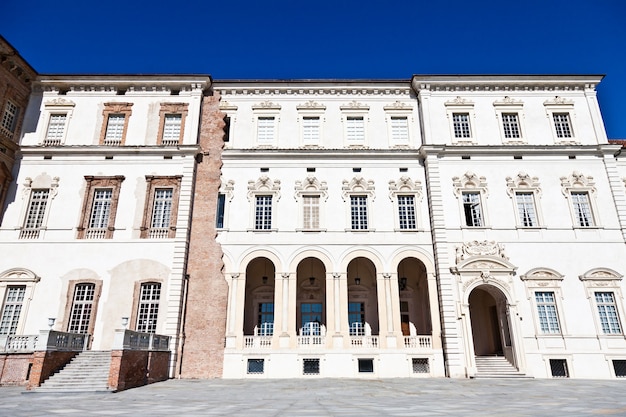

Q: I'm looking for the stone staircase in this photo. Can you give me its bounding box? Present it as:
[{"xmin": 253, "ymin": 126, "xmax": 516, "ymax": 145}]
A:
[
  {"xmin": 36, "ymin": 351, "xmax": 112, "ymax": 393},
  {"xmin": 472, "ymin": 355, "xmax": 529, "ymax": 378}
]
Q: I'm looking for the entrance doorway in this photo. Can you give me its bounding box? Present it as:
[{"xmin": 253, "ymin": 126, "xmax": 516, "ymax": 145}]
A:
[{"xmin": 468, "ymin": 286, "xmax": 512, "ymax": 359}]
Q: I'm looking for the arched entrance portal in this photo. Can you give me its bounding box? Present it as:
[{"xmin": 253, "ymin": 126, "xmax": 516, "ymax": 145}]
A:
[{"xmin": 468, "ymin": 285, "xmax": 513, "ymax": 361}]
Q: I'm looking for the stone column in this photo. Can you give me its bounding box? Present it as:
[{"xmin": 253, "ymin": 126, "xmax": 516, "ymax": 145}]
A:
[{"xmin": 278, "ymin": 272, "xmax": 291, "ymax": 348}]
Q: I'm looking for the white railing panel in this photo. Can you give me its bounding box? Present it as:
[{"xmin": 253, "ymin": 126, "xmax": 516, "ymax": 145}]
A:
[
  {"xmin": 3, "ymin": 335, "xmax": 39, "ymax": 352},
  {"xmin": 404, "ymin": 336, "xmax": 432, "ymax": 349},
  {"xmin": 350, "ymin": 336, "xmax": 378, "ymax": 348},
  {"xmin": 243, "ymin": 336, "xmax": 272, "ymax": 349},
  {"xmin": 297, "ymin": 336, "xmax": 325, "ymax": 347}
]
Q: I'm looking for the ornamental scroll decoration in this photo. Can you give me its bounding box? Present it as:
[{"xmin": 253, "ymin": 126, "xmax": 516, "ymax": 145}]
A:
[
  {"xmin": 388, "ymin": 176, "xmax": 422, "ymax": 201},
  {"xmin": 341, "ymin": 175, "xmax": 375, "ymax": 201},
  {"xmin": 247, "ymin": 175, "xmax": 281, "ymax": 202},
  {"xmin": 455, "ymin": 240, "xmax": 509, "ymax": 264},
  {"xmin": 452, "ymin": 171, "xmax": 488, "ymax": 197},
  {"xmin": 294, "ymin": 175, "xmax": 328, "ymax": 201}
]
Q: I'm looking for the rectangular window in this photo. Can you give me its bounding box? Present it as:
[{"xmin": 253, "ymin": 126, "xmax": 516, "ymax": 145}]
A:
[
  {"xmin": 247, "ymin": 359, "xmax": 264, "ymax": 374},
  {"xmin": 303, "ymin": 358, "xmax": 320, "ymax": 375},
  {"xmin": 595, "ymin": 292, "xmax": 622, "ymax": 334},
  {"xmin": 412, "ymin": 358, "xmax": 430, "ymax": 374},
  {"xmin": 301, "ymin": 303, "xmax": 322, "ymax": 335},
  {"xmin": 398, "ymin": 195, "xmax": 416, "ymax": 230},
  {"xmin": 535, "ymin": 292, "xmax": 560, "ymax": 334},
  {"xmin": 258, "ymin": 303, "xmax": 274, "ymax": 336},
  {"xmin": 1, "ymin": 101, "xmax": 18, "ymax": 135},
  {"xmin": 501, "ymin": 113, "xmax": 521, "ymax": 139},
  {"xmin": 136, "ymin": 283, "xmax": 160, "ymax": 333},
  {"xmin": 462, "ymin": 192, "xmax": 483, "ymax": 227},
  {"xmin": 257, "ymin": 117, "xmax": 275, "ymax": 143},
  {"xmin": 44, "ymin": 114, "xmax": 67, "ymax": 145},
  {"xmin": 348, "ymin": 302, "xmax": 365, "ymax": 335},
  {"xmin": 452, "ymin": 113, "xmax": 471, "ymax": 138},
  {"xmin": 346, "ymin": 116, "xmax": 365, "ymax": 141},
  {"xmin": 0, "ymin": 286, "xmax": 26, "ymax": 335},
  {"xmin": 87, "ymin": 188, "xmax": 113, "ymax": 239},
  {"xmin": 21, "ymin": 189, "xmax": 50, "ymax": 239},
  {"xmin": 302, "ymin": 116, "xmax": 320, "ymax": 144},
  {"xmin": 550, "ymin": 359, "xmax": 569, "ymax": 378},
  {"xmin": 358, "ymin": 358, "xmax": 374, "ymax": 373},
  {"xmin": 161, "ymin": 114, "xmax": 182, "ymax": 146},
  {"xmin": 303, "ymin": 195, "xmax": 320, "ymax": 229},
  {"xmin": 223, "ymin": 116, "xmax": 231, "ymax": 142},
  {"xmin": 390, "ymin": 116, "xmax": 409, "ymax": 142},
  {"xmin": 216, "ymin": 193, "xmax": 225, "ymax": 228},
  {"xmin": 149, "ymin": 188, "xmax": 173, "ymax": 238},
  {"xmin": 612, "ymin": 360, "xmax": 626, "ymax": 377},
  {"xmin": 516, "ymin": 192, "xmax": 537, "ymax": 227},
  {"xmin": 68, "ymin": 283, "xmax": 95, "ymax": 333},
  {"xmin": 103, "ymin": 114, "xmax": 125, "ymax": 145},
  {"xmin": 255, "ymin": 195, "xmax": 272, "ymax": 230},
  {"xmin": 553, "ymin": 113, "xmax": 573, "ymax": 138},
  {"xmin": 350, "ymin": 195, "xmax": 368, "ymax": 230},
  {"xmin": 571, "ymin": 191, "xmax": 594, "ymax": 227}
]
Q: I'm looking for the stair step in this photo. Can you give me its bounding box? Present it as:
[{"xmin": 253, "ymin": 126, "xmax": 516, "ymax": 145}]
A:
[{"xmin": 36, "ymin": 350, "xmax": 112, "ymax": 393}]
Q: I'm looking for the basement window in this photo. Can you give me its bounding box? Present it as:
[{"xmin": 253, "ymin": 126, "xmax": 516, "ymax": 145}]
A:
[
  {"xmin": 613, "ymin": 360, "xmax": 626, "ymax": 377},
  {"xmin": 303, "ymin": 359, "xmax": 320, "ymax": 375},
  {"xmin": 549, "ymin": 359, "xmax": 569, "ymax": 378},
  {"xmin": 412, "ymin": 358, "xmax": 429, "ymax": 374},
  {"xmin": 247, "ymin": 359, "xmax": 264, "ymax": 374},
  {"xmin": 358, "ymin": 358, "xmax": 374, "ymax": 373}
]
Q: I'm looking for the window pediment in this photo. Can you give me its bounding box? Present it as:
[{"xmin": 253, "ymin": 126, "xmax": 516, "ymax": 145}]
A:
[
  {"xmin": 252, "ymin": 101, "xmax": 281, "ymax": 110},
  {"xmin": 0, "ymin": 268, "xmax": 40, "ymax": 283},
  {"xmin": 560, "ymin": 171, "xmax": 595, "ymax": 195},
  {"xmin": 342, "ymin": 176, "xmax": 375, "ymax": 201},
  {"xmin": 295, "ymin": 175, "xmax": 328, "ymax": 201},
  {"xmin": 248, "ymin": 176, "xmax": 281, "ymax": 201},
  {"xmin": 340, "ymin": 101, "xmax": 369, "ymax": 111},
  {"xmin": 220, "ymin": 178, "xmax": 235, "ymax": 202},
  {"xmin": 388, "ymin": 176, "xmax": 422, "ymax": 200},
  {"xmin": 453, "ymin": 172, "xmax": 488, "ymax": 196},
  {"xmin": 506, "ymin": 172, "xmax": 541, "ymax": 196},
  {"xmin": 296, "ymin": 100, "xmax": 326, "ymax": 111}
]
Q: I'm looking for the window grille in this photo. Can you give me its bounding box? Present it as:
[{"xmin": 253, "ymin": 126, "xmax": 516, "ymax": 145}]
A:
[
  {"xmin": 550, "ymin": 359, "xmax": 569, "ymax": 378},
  {"xmin": 44, "ymin": 114, "xmax": 67, "ymax": 145},
  {"xmin": 303, "ymin": 359, "xmax": 320, "ymax": 375},
  {"xmin": 247, "ymin": 359, "xmax": 264, "ymax": 374},
  {"xmin": 501, "ymin": 113, "xmax": 521, "ymax": 139},
  {"xmin": 452, "ymin": 113, "xmax": 471, "ymax": 138},
  {"xmin": 613, "ymin": 360, "xmax": 626, "ymax": 377},
  {"xmin": 104, "ymin": 114, "xmax": 125, "ymax": 145},
  {"xmin": 553, "ymin": 113, "xmax": 573, "ymax": 138},
  {"xmin": 390, "ymin": 116, "xmax": 409, "ymax": 142},
  {"xmin": 254, "ymin": 195, "xmax": 272, "ymax": 230},
  {"xmin": 412, "ymin": 358, "xmax": 430, "ymax": 374},
  {"xmin": 257, "ymin": 117, "xmax": 275, "ymax": 143},
  {"xmin": 516, "ymin": 192, "xmax": 537, "ymax": 227},
  {"xmin": 161, "ymin": 114, "xmax": 182, "ymax": 145},
  {"xmin": 302, "ymin": 117, "xmax": 320, "ymax": 143},
  {"xmin": 595, "ymin": 292, "xmax": 622, "ymax": 334},
  {"xmin": 303, "ymin": 195, "xmax": 320, "ymax": 229},
  {"xmin": 136, "ymin": 283, "xmax": 160, "ymax": 333},
  {"xmin": 571, "ymin": 192, "xmax": 594, "ymax": 227},
  {"xmin": 358, "ymin": 358, "xmax": 374, "ymax": 373},
  {"xmin": 350, "ymin": 196, "xmax": 368, "ymax": 230},
  {"xmin": 398, "ymin": 195, "xmax": 416, "ymax": 229},
  {"xmin": 346, "ymin": 116, "xmax": 365, "ymax": 141},
  {"xmin": 535, "ymin": 292, "xmax": 560, "ymax": 333},
  {"xmin": 68, "ymin": 283, "xmax": 95, "ymax": 333},
  {"xmin": 0, "ymin": 286, "xmax": 26, "ymax": 335},
  {"xmin": 462, "ymin": 192, "xmax": 483, "ymax": 227}
]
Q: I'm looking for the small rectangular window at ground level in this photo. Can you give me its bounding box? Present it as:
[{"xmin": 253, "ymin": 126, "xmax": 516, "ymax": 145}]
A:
[
  {"xmin": 303, "ymin": 359, "xmax": 320, "ymax": 375},
  {"xmin": 550, "ymin": 359, "xmax": 569, "ymax": 378},
  {"xmin": 358, "ymin": 358, "xmax": 374, "ymax": 373},
  {"xmin": 412, "ymin": 358, "xmax": 429, "ymax": 374},
  {"xmin": 612, "ymin": 360, "xmax": 626, "ymax": 377},
  {"xmin": 247, "ymin": 359, "xmax": 265, "ymax": 374}
]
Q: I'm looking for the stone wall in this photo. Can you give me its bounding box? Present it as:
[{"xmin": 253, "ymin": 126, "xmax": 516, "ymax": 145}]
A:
[
  {"xmin": 26, "ymin": 351, "xmax": 77, "ymax": 389},
  {"xmin": 109, "ymin": 350, "xmax": 171, "ymax": 391},
  {"xmin": 178, "ymin": 93, "xmax": 228, "ymax": 378},
  {"xmin": 0, "ymin": 353, "xmax": 32, "ymax": 385}
]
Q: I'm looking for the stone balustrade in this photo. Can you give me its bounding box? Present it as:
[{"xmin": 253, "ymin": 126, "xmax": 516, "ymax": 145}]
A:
[{"xmin": 112, "ymin": 329, "xmax": 171, "ymax": 351}]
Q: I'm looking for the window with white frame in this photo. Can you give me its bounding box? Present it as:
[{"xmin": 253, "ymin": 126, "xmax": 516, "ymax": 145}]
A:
[
  {"xmin": 302, "ymin": 117, "xmax": 321, "ymax": 144},
  {"xmin": 384, "ymin": 101, "xmax": 413, "ymax": 147},
  {"xmin": 141, "ymin": 176, "xmax": 181, "ymax": 239},
  {"xmin": 346, "ymin": 116, "xmax": 365, "ymax": 142},
  {"xmin": 445, "ymin": 97, "xmax": 475, "ymax": 143},
  {"xmin": 44, "ymin": 114, "xmax": 67, "ymax": 145},
  {"xmin": 521, "ymin": 268, "xmax": 565, "ymax": 336},
  {"xmin": 297, "ymin": 101, "xmax": 325, "ymax": 147},
  {"xmin": 136, "ymin": 282, "xmax": 161, "ymax": 333},
  {"xmin": 77, "ymin": 176, "xmax": 125, "ymax": 239},
  {"xmin": 248, "ymin": 176, "xmax": 281, "ymax": 231},
  {"xmin": 295, "ymin": 175, "xmax": 328, "ymax": 231},
  {"xmin": 493, "ymin": 97, "xmax": 526, "ymax": 143},
  {"xmin": 19, "ymin": 176, "xmax": 60, "ymax": 239},
  {"xmin": 390, "ymin": 117, "xmax": 409, "ymax": 143},
  {"xmin": 157, "ymin": 102, "xmax": 188, "ymax": 146},
  {"xmin": 151, "ymin": 189, "xmax": 173, "ymax": 231},
  {"xmin": 40, "ymin": 98, "xmax": 75, "ymax": 145},
  {"xmin": 544, "ymin": 96, "xmax": 577, "ymax": 143},
  {"xmin": 1, "ymin": 100, "xmax": 18, "ymax": 136},
  {"xmin": 68, "ymin": 282, "xmax": 96, "ymax": 333},
  {"xmin": 341, "ymin": 101, "xmax": 369, "ymax": 146},
  {"xmin": 389, "ymin": 176, "xmax": 423, "ymax": 231},
  {"xmin": 560, "ymin": 172, "xmax": 598, "ymax": 228},
  {"xmin": 580, "ymin": 268, "xmax": 624, "ymax": 336},
  {"xmin": 99, "ymin": 102, "xmax": 132, "ymax": 146},
  {"xmin": 252, "ymin": 101, "xmax": 281, "ymax": 147},
  {"xmin": 257, "ymin": 117, "xmax": 275, "ymax": 143},
  {"xmin": 342, "ymin": 176, "xmax": 375, "ymax": 231},
  {"xmin": 0, "ymin": 286, "xmax": 26, "ymax": 336},
  {"xmin": 595, "ymin": 292, "xmax": 622, "ymax": 334},
  {"xmin": 535, "ymin": 291, "xmax": 561, "ymax": 334},
  {"xmin": 162, "ymin": 114, "xmax": 182, "ymax": 145},
  {"xmin": 453, "ymin": 171, "xmax": 489, "ymax": 228},
  {"xmin": 104, "ymin": 115, "xmax": 125, "ymax": 145},
  {"xmin": 506, "ymin": 172, "xmax": 543, "ymax": 228}
]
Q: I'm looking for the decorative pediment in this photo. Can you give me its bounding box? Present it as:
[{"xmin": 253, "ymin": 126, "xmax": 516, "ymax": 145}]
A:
[
  {"xmin": 506, "ymin": 172, "xmax": 541, "ymax": 196},
  {"xmin": 455, "ymin": 240, "xmax": 509, "ymax": 263},
  {"xmin": 295, "ymin": 175, "xmax": 328, "ymax": 200},
  {"xmin": 521, "ymin": 268, "xmax": 564, "ymax": 281},
  {"xmin": 340, "ymin": 101, "xmax": 369, "ymax": 111},
  {"xmin": 219, "ymin": 100, "xmax": 238, "ymax": 111},
  {"xmin": 44, "ymin": 98, "xmax": 75, "ymax": 107},
  {"xmin": 560, "ymin": 171, "xmax": 595, "ymax": 195},
  {"xmin": 579, "ymin": 268, "xmax": 623, "ymax": 282},
  {"xmin": 544, "ymin": 96, "xmax": 574, "ymax": 106},
  {"xmin": 252, "ymin": 101, "xmax": 281, "ymax": 110},
  {"xmin": 383, "ymin": 101, "xmax": 413, "ymax": 111},
  {"xmin": 0, "ymin": 267, "xmax": 40, "ymax": 282},
  {"xmin": 296, "ymin": 100, "xmax": 326, "ymax": 111},
  {"xmin": 452, "ymin": 171, "xmax": 488, "ymax": 196},
  {"xmin": 220, "ymin": 178, "xmax": 235, "ymax": 201},
  {"xmin": 103, "ymin": 102, "xmax": 133, "ymax": 112},
  {"xmin": 247, "ymin": 176, "xmax": 281, "ymax": 201},
  {"xmin": 342, "ymin": 176, "xmax": 375, "ymax": 201},
  {"xmin": 444, "ymin": 96, "xmax": 474, "ymax": 107},
  {"xmin": 493, "ymin": 96, "xmax": 523, "ymax": 107},
  {"xmin": 388, "ymin": 176, "xmax": 422, "ymax": 200}
]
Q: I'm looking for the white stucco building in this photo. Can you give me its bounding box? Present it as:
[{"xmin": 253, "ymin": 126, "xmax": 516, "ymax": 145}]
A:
[{"xmin": 0, "ymin": 75, "xmax": 209, "ymax": 376}]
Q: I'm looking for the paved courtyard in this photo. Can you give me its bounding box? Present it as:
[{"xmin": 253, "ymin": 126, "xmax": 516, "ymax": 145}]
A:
[{"xmin": 1, "ymin": 378, "xmax": 626, "ymax": 416}]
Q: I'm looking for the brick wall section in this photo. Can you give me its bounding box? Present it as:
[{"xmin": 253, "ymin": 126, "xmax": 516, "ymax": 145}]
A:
[
  {"xmin": 179, "ymin": 94, "xmax": 228, "ymax": 378},
  {"xmin": 0, "ymin": 353, "xmax": 32, "ymax": 386},
  {"xmin": 109, "ymin": 350, "xmax": 171, "ymax": 391},
  {"xmin": 26, "ymin": 351, "xmax": 77, "ymax": 389}
]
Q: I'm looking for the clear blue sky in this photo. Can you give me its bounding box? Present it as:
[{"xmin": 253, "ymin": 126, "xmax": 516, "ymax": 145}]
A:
[{"xmin": 2, "ymin": 0, "xmax": 625, "ymax": 138}]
